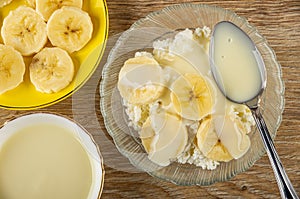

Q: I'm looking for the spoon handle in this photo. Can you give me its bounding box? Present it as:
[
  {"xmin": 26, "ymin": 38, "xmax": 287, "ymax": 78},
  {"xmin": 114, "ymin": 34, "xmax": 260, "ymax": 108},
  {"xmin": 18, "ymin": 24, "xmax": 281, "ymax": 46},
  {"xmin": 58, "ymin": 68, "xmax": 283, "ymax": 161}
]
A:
[{"xmin": 251, "ymin": 108, "xmax": 299, "ymax": 199}]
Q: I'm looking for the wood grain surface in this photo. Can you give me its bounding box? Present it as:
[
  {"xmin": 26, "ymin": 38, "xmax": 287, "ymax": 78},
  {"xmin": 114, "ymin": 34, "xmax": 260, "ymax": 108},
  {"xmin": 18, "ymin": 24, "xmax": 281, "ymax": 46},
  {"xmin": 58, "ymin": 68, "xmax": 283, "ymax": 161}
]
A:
[{"xmin": 0, "ymin": 0, "xmax": 299, "ymax": 198}]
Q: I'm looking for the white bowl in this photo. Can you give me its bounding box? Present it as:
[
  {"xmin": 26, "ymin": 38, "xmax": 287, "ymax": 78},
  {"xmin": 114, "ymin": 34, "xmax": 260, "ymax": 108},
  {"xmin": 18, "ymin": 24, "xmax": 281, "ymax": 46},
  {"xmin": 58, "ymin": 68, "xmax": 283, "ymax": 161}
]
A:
[
  {"xmin": 0, "ymin": 113, "xmax": 104, "ymax": 198},
  {"xmin": 100, "ymin": 3, "xmax": 284, "ymax": 185}
]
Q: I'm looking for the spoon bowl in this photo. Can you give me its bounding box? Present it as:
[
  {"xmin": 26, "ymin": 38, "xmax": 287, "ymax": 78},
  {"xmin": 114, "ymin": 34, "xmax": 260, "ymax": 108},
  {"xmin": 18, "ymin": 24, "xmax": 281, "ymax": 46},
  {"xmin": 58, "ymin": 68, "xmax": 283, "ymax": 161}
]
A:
[{"xmin": 210, "ymin": 21, "xmax": 298, "ymax": 199}]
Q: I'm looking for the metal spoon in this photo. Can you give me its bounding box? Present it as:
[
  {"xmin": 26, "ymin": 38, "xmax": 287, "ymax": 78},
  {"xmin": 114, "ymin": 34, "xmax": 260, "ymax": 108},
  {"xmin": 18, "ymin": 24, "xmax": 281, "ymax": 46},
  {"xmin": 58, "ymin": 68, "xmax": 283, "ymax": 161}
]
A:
[{"xmin": 210, "ymin": 21, "xmax": 298, "ymax": 199}]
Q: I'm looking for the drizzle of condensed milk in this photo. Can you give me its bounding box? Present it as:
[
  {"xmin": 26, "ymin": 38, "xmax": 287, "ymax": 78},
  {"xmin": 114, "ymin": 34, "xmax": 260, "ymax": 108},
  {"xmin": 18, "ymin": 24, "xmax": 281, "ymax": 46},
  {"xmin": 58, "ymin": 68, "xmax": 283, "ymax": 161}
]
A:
[{"xmin": 211, "ymin": 21, "xmax": 264, "ymax": 103}]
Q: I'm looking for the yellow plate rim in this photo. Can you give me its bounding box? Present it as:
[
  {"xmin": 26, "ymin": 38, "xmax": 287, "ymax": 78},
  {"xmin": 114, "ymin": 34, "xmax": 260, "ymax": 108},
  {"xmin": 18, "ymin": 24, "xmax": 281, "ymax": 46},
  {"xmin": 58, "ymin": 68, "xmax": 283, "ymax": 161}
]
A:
[{"xmin": 0, "ymin": 0, "xmax": 109, "ymax": 110}]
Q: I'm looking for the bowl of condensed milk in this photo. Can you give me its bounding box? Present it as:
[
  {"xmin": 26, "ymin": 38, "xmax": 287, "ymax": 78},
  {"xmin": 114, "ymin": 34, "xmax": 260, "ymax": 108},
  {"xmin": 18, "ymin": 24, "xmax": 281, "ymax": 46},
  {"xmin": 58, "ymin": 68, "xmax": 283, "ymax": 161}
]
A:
[{"xmin": 0, "ymin": 113, "xmax": 104, "ymax": 199}]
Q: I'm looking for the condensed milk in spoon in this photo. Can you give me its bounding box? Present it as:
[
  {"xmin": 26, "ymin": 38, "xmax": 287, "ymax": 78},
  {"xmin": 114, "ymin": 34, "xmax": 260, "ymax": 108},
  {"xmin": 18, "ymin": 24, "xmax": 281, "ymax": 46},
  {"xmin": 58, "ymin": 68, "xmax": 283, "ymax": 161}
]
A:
[{"xmin": 210, "ymin": 21, "xmax": 298, "ymax": 199}]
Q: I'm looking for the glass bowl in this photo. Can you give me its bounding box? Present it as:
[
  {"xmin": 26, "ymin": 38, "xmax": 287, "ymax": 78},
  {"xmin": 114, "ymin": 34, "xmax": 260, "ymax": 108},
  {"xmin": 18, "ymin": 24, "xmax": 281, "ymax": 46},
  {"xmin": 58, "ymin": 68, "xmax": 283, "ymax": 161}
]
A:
[
  {"xmin": 0, "ymin": 0, "xmax": 108, "ymax": 110},
  {"xmin": 100, "ymin": 3, "xmax": 284, "ymax": 185}
]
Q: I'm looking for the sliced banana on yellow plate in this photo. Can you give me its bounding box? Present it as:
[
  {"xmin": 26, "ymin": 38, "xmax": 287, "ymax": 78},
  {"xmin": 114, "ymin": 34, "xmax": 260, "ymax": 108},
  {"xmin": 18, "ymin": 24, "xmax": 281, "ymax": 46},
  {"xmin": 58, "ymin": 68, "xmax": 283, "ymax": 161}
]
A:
[
  {"xmin": 0, "ymin": 0, "xmax": 106, "ymax": 110},
  {"xmin": 0, "ymin": 0, "xmax": 12, "ymax": 8},
  {"xmin": 26, "ymin": 0, "xmax": 36, "ymax": 8},
  {"xmin": 118, "ymin": 56, "xmax": 166, "ymax": 105},
  {"xmin": 1, "ymin": 6, "xmax": 47, "ymax": 56},
  {"xmin": 0, "ymin": 44, "xmax": 25, "ymax": 94},
  {"xmin": 171, "ymin": 73, "xmax": 214, "ymax": 121},
  {"xmin": 47, "ymin": 6, "xmax": 93, "ymax": 53},
  {"xmin": 29, "ymin": 47, "xmax": 74, "ymax": 93},
  {"xmin": 36, "ymin": 0, "xmax": 82, "ymax": 21}
]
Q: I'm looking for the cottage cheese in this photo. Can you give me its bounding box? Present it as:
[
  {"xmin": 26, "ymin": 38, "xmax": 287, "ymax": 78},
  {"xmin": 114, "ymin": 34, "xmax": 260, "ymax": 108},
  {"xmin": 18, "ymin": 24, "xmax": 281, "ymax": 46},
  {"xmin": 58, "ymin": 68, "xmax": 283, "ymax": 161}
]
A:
[{"xmin": 120, "ymin": 27, "xmax": 255, "ymax": 169}]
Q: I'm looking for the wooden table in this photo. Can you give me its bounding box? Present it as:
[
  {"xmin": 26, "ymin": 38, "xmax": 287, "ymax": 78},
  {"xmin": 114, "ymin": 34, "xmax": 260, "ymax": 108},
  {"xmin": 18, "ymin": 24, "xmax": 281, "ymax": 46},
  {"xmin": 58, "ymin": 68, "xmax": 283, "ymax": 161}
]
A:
[{"xmin": 1, "ymin": 0, "xmax": 299, "ymax": 198}]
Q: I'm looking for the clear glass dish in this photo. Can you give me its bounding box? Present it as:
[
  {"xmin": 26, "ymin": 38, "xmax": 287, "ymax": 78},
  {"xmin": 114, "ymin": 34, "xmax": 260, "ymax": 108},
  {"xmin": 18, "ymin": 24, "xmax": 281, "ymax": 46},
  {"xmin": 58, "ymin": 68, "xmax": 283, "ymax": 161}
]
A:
[{"xmin": 100, "ymin": 3, "xmax": 284, "ymax": 185}]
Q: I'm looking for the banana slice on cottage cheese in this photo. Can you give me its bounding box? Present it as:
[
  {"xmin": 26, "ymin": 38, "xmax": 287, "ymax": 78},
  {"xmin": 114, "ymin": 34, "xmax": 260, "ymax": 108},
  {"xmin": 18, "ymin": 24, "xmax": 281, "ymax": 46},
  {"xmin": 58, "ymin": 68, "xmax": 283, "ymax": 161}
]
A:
[
  {"xmin": 1, "ymin": 6, "xmax": 47, "ymax": 56},
  {"xmin": 118, "ymin": 55, "xmax": 166, "ymax": 105},
  {"xmin": 140, "ymin": 110, "xmax": 188, "ymax": 166},
  {"xmin": 196, "ymin": 117, "xmax": 233, "ymax": 162},
  {"xmin": 26, "ymin": 0, "xmax": 36, "ymax": 8},
  {"xmin": 196, "ymin": 113, "xmax": 251, "ymax": 161},
  {"xmin": 140, "ymin": 118, "xmax": 154, "ymax": 153},
  {"xmin": 170, "ymin": 73, "xmax": 214, "ymax": 121},
  {"xmin": 0, "ymin": 0, "xmax": 12, "ymax": 8},
  {"xmin": 214, "ymin": 115, "xmax": 250, "ymax": 159}
]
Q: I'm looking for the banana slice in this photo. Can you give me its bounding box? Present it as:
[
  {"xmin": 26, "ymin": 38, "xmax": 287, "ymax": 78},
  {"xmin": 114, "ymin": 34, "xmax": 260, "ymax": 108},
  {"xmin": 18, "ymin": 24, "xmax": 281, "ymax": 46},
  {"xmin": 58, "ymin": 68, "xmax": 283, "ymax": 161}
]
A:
[
  {"xmin": 36, "ymin": 0, "xmax": 82, "ymax": 21},
  {"xmin": 214, "ymin": 115, "xmax": 250, "ymax": 159},
  {"xmin": 196, "ymin": 117, "xmax": 218, "ymax": 156},
  {"xmin": 197, "ymin": 114, "xmax": 250, "ymax": 161},
  {"xmin": 154, "ymin": 53, "xmax": 198, "ymax": 76},
  {"xmin": 26, "ymin": 0, "xmax": 36, "ymax": 8},
  {"xmin": 1, "ymin": 6, "xmax": 47, "ymax": 56},
  {"xmin": 141, "ymin": 137, "xmax": 153, "ymax": 154},
  {"xmin": 196, "ymin": 117, "xmax": 233, "ymax": 162},
  {"xmin": 118, "ymin": 56, "xmax": 165, "ymax": 105},
  {"xmin": 151, "ymin": 112, "xmax": 183, "ymax": 151},
  {"xmin": 156, "ymin": 88, "xmax": 179, "ymax": 115},
  {"xmin": 139, "ymin": 109, "xmax": 188, "ymax": 166},
  {"xmin": 29, "ymin": 47, "xmax": 74, "ymax": 93},
  {"xmin": 140, "ymin": 118, "xmax": 155, "ymax": 139},
  {"xmin": 206, "ymin": 141, "xmax": 233, "ymax": 162},
  {"xmin": 148, "ymin": 112, "xmax": 188, "ymax": 166},
  {"xmin": 47, "ymin": 6, "xmax": 93, "ymax": 53},
  {"xmin": 149, "ymin": 125, "xmax": 187, "ymax": 166},
  {"xmin": 0, "ymin": 0, "xmax": 12, "ymax": 8},
  {"xmin": 0, "ymin": 44, "xmax": 25, "ymax": 94},
  {"xmin": 170, "ymin": 73, "xmax": 214, "ymax": 120},
  {"xmin": 140, "ymin": 118, "xmax": 155, "ymax": 153}
]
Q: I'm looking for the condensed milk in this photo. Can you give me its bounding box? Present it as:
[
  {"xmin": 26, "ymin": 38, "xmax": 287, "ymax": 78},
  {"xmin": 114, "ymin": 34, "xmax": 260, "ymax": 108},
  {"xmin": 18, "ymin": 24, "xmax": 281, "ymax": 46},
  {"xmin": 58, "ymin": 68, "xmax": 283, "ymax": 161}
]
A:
[
  {"xmin": 0, "ymin": 113, "xmax": 103, "ymax": 199},
  {"xmin": 211, "ymin": 21, "xmax": 264, "ymax": 103}
]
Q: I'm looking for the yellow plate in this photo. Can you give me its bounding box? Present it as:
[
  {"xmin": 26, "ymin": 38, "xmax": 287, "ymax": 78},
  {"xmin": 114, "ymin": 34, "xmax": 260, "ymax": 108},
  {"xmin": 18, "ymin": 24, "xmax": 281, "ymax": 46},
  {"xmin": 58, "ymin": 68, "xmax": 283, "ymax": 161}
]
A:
[{"xmin": 0, "ymin": 0, "xmax": 108, "ymax": 110}]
